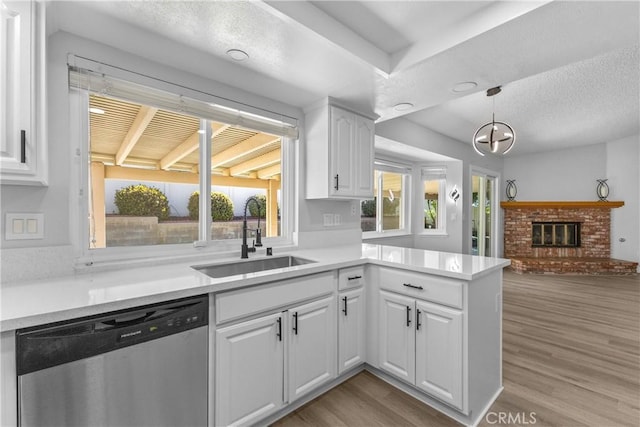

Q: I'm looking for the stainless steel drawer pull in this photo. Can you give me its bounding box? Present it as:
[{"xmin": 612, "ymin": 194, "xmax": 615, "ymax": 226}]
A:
[
  {"xmin": 347, "ymin": 275, "xmax": 362, "ymax": 281},
  {"xmin": 403, "ymin": 283, "xmax": 424, "ymax": 290}
]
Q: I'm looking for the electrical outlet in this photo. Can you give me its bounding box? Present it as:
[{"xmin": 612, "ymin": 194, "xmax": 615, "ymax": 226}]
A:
[
  {"xmin": 334, "ymin": 214, "xmax": 341, "ymax": 226},
  {"xmin": 323, "ymin": 213, "xmax": 334, "ymax": 227},
  {"xmin": 351, "ymin": 203, "xmax": 358, "ymax": 216}
]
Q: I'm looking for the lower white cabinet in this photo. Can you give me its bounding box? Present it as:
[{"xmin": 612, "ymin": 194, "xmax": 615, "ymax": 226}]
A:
[
  {"xmin": 288, "ymin": 296, "xmax": 337, "ymax": 401},
  {"xmin": 216, "ymin": 295, "xmax": 336, "ymax": 427},
  {"xmin": 379, "ymin": 290, "xmax": 463, "ymax": 410},
  {"xmin": 337, "ymin": 287, "xmax": 365, "ymax": 374},
  {"xmin": 215, "ymin": 312, "xmax": 284, "ymax": 426}
]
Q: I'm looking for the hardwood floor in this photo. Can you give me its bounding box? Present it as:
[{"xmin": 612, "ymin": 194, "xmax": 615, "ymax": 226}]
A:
[{"xmin": 273, "ymin": 271, "xmax": 640, "ymax": 427}]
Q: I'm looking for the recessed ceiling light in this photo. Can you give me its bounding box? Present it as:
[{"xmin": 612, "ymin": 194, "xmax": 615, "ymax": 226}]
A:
[
  {"xmin": 226, "ymin": 49, "xmax": 249, "ymax": 61},
  {"xmin": 452, "ymin": 81, "xmax": 478, "ymax": 93},
  {"xmin": 393, "ymin": 102, "xmax": 414, "ymax": 112},
  {"xmin": 89, "ymin": 107, "xmax": 105, "ymax": 114}
]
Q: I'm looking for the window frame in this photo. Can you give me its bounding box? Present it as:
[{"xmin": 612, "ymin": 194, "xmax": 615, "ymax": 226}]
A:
[
  {"xmin": 362, "ymin": 159, "xmax": 412, "ymax": 239},
  {"xmin": 68, "ymin": 63, "xmax": 297, "ymax": 268},
  {"xmin": 421, "ymin": 166, "xmax": 448, "ymax": 236}
]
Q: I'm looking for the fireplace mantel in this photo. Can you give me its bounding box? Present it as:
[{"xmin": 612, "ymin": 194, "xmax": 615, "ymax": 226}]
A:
[{"xmin": 500, "ymin": 201, "xmax": 624, "ymax": 209}]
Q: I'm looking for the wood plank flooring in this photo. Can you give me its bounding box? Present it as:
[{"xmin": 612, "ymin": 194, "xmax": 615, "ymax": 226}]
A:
[{"xmin": 272, "ymin": 271, "xmax": 640, "ymax": 427}]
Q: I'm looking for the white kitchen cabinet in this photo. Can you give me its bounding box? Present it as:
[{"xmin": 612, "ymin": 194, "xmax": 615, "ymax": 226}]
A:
[
  {"xmin": 0, "ymin": 0, "xmax": 47, "ymax": 185},
  {"xmin": 288, "ymin": 296, "xmax": 337, "ymax": 402},
  {"xmin": 378, "ymin": 289, "xmax": 463, "ymax": 411},
  {"xmin": 305, "ymin": 100, "xmax": 375, "ymax": 199},
  {"xmin": 415, "ymin": 300, "xmax": 463, "ymax": 410},
  {"xmin": 215, "ymin": 312, "xmax": 285, "ymax": 427},
  {"xmin": 378, "ymin": 290, "xmax": 415, "ymax": 383},
  {"xmin": 338, "ymin": 287, "xmax": 365, "ymax": 374}
]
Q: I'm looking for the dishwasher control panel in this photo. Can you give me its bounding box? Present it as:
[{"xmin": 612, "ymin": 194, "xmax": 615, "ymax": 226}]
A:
[{"xmin": 17, "ymin": 295, "xmax": 209, "ymax": 376}]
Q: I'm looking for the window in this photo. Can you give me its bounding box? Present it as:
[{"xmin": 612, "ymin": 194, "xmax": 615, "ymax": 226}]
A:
[
  {"xmin": 69, "ymin": 61, "xmax": 296, "ymax": 258},
  {"xmin": 422, "ymin": 167, "xmax": 446, "ymax": 233},
  {"xmin": 362, "ymin": 161, "xmax": 411, "ymax": 235}
]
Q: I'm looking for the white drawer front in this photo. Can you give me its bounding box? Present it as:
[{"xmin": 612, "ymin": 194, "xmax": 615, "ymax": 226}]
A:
[
  {"xmin": 338, "ymin": 266, "xmax": 365, "ymax": 290},
  {"xmin": 215, "ymin": 272, "xmax": 336, "ymax": 324},
  {"xmin": 378, "ymin": 267, "xmax": 463, "ymax": 309}
]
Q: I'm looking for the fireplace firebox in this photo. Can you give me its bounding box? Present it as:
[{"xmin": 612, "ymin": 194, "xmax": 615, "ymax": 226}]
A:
[{"xmin": 532, "ymin": 222, "xmax": 581, "ymax": 248}]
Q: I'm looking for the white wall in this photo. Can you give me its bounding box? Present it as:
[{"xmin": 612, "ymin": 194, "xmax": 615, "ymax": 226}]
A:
[
  {"xmin": 376, "ymin": 118, "xmax": 504, "ymax": 254},
  {"xmin": 504, "ymin": 136, "xmax": 640, "ymax": 266},
  {"xmin": 606, "ymin": 135, "xmax": 640, "ymax": 266},
  {"xmin": 503, "ymin": 143, "xmax": 607, "ymax": 200}
]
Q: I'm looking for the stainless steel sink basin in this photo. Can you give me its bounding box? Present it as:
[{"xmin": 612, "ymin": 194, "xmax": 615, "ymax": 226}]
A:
[{"xmin": 192, "ymin": 256, "xmax": 316, "ymax": 278}]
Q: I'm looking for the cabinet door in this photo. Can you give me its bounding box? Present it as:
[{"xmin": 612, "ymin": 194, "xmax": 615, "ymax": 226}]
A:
[
  {"xmin": 415, "ymin": 300, "xmax": 463, "ymax": 410},
  {"xmin": 1, "ymin": 0, "xmax": 32, "ymax": 174},
  {"xmin": 378, "ymin": 290, "xmax": 415, "ymax": 383},
  {"xmin": 216, "ymin": 313, "xmax": 284, "ymax": 427},
  {"xmin": 288, "ymin": 295, "xmax": 336, "ymax": 402},
  {"xmin": 353, "ymin": 115, "xmax": 374, "ymax": 197},
  {"xmin": 329, "ymin": 106, "xmax": 355, "ymax": 197},
  {"xmin": 338, "ymin": 288, "xmax": 365, "ymax": 374}
]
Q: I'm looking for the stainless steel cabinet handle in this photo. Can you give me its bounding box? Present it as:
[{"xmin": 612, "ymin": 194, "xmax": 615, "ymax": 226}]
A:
[
  {"xmin": 276, "ymin": 317, "xmax": 282, "ymax": 341},
  {"xmin": 347, "ymin": 275, "xmax": 362, "ymax": 281},
  {"xmin": 292, "ymin": 312, "xmax": 298, "ymax": 335},
  {"xmin": 403, "ymin": 283, "xmax": 424, "ymax": 290},
  {"xmin": 334, "ymin": 174, "xmax": 339, "ymax": 191},
  {"xmin": 406, "ymin": 306, "xmax": 412, "ymax": 327},
  {"xmin": 416, "ymin": 309, "xmax": 422, "ymax": 331},
  {"xmin": 342, "ymin": 296, "xmax": 348, "ymax": 316}
]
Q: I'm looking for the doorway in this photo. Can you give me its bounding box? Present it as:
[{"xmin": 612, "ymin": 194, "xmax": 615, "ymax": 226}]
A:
[{"xmin": 471, "ymin": 169, "xmax": 499, "ymax": 256}]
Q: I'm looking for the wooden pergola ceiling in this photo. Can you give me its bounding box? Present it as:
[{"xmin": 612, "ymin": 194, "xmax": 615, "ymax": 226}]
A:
[
  {"xmin": 88, "ymin": 94, "xmax": 283, "ymax": 248},
  {"xmin": 89, "ymin": 95, "xmax": 282, "ymax": 181}
]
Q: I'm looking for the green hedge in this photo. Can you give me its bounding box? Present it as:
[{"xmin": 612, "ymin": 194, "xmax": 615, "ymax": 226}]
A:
[
  {"xmin": 361, "ymin": 199, "xmax": 376, "ymax": 217},
  {"xmin": 188, "ymin": 191, "xmax": 234, "ymax": 221},
  {"xmin": 114, "ymin": 184, "xmax": 170, "ymax": 220}
]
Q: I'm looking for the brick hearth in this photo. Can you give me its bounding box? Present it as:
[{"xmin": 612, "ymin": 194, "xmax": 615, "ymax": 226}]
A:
[{"xmin": 501, "ymin": 201, "xmax": 637, "ymax": 275}]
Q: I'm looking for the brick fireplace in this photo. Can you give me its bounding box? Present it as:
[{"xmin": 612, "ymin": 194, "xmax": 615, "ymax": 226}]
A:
[{"xmin": 502, "ymin": 201, "xmax": 638, "ymax": 274}]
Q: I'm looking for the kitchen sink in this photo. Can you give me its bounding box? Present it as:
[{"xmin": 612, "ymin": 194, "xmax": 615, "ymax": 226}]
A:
[{"xmin": 192, "ymin": 255, "xmax": 316, "ymax": 278}]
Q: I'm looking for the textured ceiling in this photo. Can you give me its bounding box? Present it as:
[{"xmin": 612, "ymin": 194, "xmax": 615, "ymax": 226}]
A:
[{"xmin": 49, "ymin": 1, "xmax": 640, "ymax": 157}]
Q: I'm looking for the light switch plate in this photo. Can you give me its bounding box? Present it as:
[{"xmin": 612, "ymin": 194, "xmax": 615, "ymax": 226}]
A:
[
  {"xmin": 323, "ymin": 213, "xmax": 334, "ymax": 227},
  {"xmin": 5, "ymin": 213, "xmax": 44, "ymax": 240}
]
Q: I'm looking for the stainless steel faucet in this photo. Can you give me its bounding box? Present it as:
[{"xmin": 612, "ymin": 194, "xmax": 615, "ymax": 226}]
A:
[{"xmin": 241, "ymin": 197, "xmax": 263, "ymax": 259}]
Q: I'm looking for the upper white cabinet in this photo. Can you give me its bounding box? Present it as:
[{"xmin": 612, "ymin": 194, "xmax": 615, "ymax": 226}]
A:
[
  {"xmin": 305, "ymin": 100, "xmax": 375, "ymax": 199},
  {"xmin": 0, "ymin": 0, "xmax": 47, "ymax": 185}
]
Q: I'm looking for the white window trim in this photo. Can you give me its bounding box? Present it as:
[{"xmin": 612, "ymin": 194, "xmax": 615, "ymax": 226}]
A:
[
  {"xmin": 421, "ymin": 166, "xmax": 448, "ymax": 235},
  {"xmin": 362, "ymin": 160, "xmax": 412, "ymax": 239},
  {"xmin": 68, "ymin": 64, "xmax": 297, "ymax": 270}
]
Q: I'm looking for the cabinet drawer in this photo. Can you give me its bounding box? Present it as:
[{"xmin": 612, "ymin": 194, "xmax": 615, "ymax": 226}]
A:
[
  {"xmin": 338, "ymin": 266, "xmax": 365, "ymax": 290},
  {"xmin": 378, "ymin": 267, "xmax": 463, "ymax": 309},
  {"xmin": 216, "ymin": 272, "xmax": 336, "ymax": 324}
]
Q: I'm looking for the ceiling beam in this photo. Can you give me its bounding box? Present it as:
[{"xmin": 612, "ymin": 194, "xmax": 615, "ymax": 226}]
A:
[
  {"xmin": 115, "ymin": 105, "xmax": 158, "ymax": 166},
  {"xmin": 229, "ymin": 149, "xmax": 281, "ymax": 177},
  {"xmin": 257, "ymin": 164, "xmax": 281, "ymax": 179},
  {"xmin": 259, "ymin": 1, "xmax": 390, "ymax": 75},
  {"xmin": 160, "ymin": 123, "xmax": 229, "ymax": 170},
  {"xmin": 212, "ymin": 133, "xmax": 280, "ymax": 168},
  {"xmin": 104, "ymin": 165, "xmax": 270, "ymax": 189}
]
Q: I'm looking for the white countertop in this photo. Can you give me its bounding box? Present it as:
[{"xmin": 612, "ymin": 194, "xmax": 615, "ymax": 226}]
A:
[{"xmin": 0, "ymin": 244, "xmax": 509, "ymax": 331}]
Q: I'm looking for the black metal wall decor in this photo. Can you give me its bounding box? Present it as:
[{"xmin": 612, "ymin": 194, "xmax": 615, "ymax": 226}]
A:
[
  {"xmin": 596, "ymin": 179, "xmax": 609, "ymax": 201},
  {"xmin": 506, "ymin": 180, "xmax": 517, "ymax": 201}
]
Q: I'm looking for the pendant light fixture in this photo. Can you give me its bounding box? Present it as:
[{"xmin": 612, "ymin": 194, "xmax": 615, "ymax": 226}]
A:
[{"xmin": 472, "ymin": 86, "xmax": 515, "ymax": 156}]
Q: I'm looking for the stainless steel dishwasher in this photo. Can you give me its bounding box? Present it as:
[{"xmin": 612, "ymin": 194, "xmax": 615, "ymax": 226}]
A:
[{"xmin": 16, "ymin": 294, "xmax": 209, "ymax": 427}]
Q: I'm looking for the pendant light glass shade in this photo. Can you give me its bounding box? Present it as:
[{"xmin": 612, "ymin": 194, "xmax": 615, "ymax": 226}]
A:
[{"xmin": 472, "ymin": 87, "xmax": 516, "ymax": 156}]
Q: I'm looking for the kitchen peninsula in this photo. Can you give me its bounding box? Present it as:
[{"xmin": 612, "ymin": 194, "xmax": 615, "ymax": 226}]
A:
[{"xmin": 1, "ymin": 244, "xmax": 509, "ymax": 426}]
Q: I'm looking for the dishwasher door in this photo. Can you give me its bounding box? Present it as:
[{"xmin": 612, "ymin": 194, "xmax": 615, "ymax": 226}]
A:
[{"xmin": 17, "ymin": 296, "xmax": 209, "ymax": 427}]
